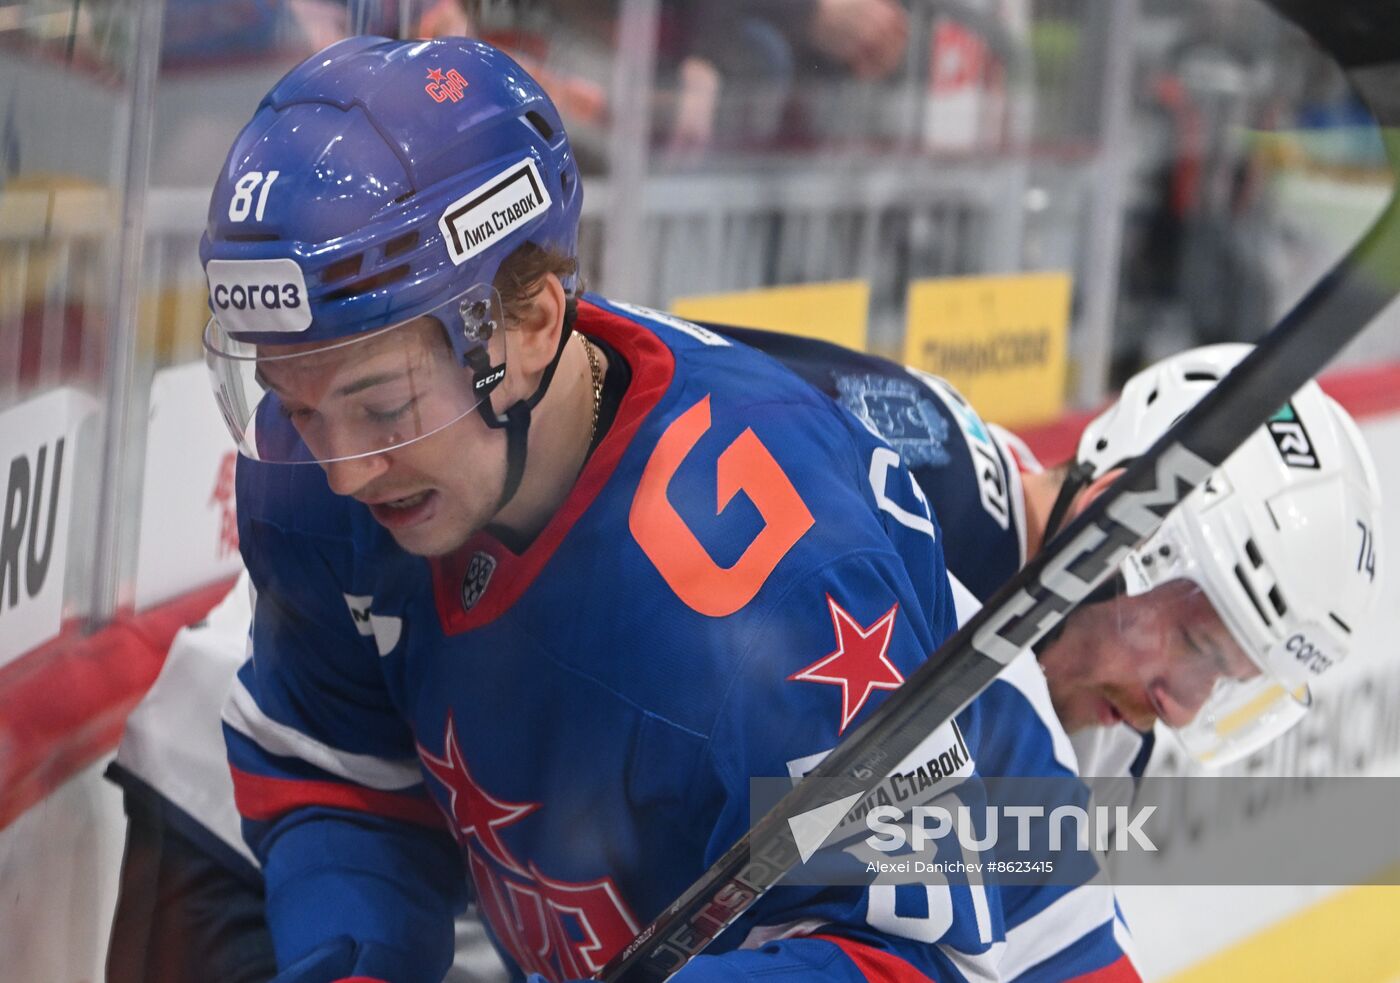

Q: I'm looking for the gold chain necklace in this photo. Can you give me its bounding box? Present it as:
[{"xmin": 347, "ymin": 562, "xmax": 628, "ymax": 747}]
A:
[{"xmin": 580, "ymin": 333, "xmax": 602, "ymax": 450}]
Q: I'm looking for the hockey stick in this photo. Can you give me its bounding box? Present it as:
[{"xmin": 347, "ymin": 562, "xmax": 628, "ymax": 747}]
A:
[{"xmin": 599, "ymin": 4, "xmax": 1400, "ymax": 981}]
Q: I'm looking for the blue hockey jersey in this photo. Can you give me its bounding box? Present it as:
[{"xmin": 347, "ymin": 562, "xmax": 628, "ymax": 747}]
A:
[
  {"xmin": 717, "ymin": 327, "xmax": 1029, "ymax": 604},
  {"xmin": 733, "ymin": 327, "xmax": 1156, "ymax": 785},
  {"xmin": 726, "ymin": 327, "xmax": 1142, "ymax": 981},
  {"xmin": 226, "ymin": 299, "xmax": 1138, "ymax": 983}
]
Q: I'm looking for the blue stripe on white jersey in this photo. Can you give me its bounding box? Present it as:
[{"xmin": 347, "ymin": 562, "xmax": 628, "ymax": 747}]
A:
[{"xmin": 947, "ymin": 571, "xmax": 1138, "ymax": 981}]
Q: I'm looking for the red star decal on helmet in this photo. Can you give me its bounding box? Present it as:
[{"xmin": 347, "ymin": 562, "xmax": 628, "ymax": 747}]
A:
[
  {"xmin": 426, "ymin": 67, "xmax": 445, "ymax": 83},
  {"xmin": 419, "ymin": 713, "xmax": 539, "ymax": 876},
  {"xmin": 789, "ymin": 596, "xmax": 903, "ymax": 734}
]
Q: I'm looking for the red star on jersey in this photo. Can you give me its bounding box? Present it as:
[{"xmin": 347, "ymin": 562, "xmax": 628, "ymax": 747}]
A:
[
  {"xmin": 419, "ymin": 713, "xmax": 539, "ymax": 876},
  {"xmin": 426, "ymin": 67, "xmax": 445, "ymax": 83},
  {"xmin": 789, "ymin": 596, "xmax": 903, "ymax": 734}
]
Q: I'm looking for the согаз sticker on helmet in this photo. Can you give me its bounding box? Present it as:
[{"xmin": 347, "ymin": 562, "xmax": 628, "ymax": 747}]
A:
[
  {"xmin": 205, "ymin": 258, "xmax": 312, "ymax": 335},
  {"xmin": 438, "ymin": 158, "xmax": 552, "ymax": 266}
]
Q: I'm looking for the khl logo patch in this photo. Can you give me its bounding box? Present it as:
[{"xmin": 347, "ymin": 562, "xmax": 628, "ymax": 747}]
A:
[{"xmin": 462, "ymin": 551, "xmax": 497, "ymax": 611}]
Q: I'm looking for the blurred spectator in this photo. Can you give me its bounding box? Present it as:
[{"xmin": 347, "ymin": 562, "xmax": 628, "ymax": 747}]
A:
[
  {"xmin": 666, "ymin": 1, "xmax": 796, "ymax": 157},
  {"xmin": 1114, "ymin": 0, "xmax": 1286, "ymax": 382},
  {"xmin": 664, "ymin": 0, "xmax": 909, "ymax": 156},
  {"xmin": 286, "ymin": 0, "xmax": 476, "ymax": 53},
  {"xmin": 805, "ymin": 0, "xmax": 910, "ymax": 80},
  {"xmin": 159, "ymin": 0, "xmax": 477, "ymax": 69},
  {"xmin": 412, "ymin": 0, "xmax": 474, "ymax": 41}
]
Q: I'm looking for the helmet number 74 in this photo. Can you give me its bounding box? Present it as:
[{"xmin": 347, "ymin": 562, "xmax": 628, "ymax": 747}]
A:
[{"xmin": 1356, "ymin": 520, "xmax": 1377, "ymax": 582}]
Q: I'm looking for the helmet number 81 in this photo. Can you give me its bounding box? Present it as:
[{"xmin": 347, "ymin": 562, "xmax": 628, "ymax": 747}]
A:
[{"xmin": 229, "ymin": 170, "xmax": 280, "ymax": 222}]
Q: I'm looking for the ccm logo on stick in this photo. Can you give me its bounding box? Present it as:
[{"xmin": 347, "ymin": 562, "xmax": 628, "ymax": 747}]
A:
[{"xmin": 972, "ymin": 444, "xmax": 1215, "ymax": 665}]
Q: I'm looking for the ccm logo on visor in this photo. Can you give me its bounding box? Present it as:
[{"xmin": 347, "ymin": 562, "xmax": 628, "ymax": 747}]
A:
[
  {"xmin": 474, "ymin": 366, "xmax": 505, "ymax": 391},
  {"xmin": 438, "ymin": 158, "xmax": 552, "ymax": 266},
  {"xmin": 206, "ymin": 258, "xmax": 312, "ymax": 334}
]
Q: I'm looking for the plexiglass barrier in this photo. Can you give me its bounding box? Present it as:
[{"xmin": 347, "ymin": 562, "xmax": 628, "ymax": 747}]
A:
[{"xmin": 0, "ymin": 0, "xmax": 1393, "ymax": 695}]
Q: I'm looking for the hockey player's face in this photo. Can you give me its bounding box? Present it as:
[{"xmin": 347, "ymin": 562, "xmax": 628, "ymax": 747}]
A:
[
  {"xmin": 260, "ymin": 319, "xmax": 511, "ymax": 555},
  {"xmin": 1039, "ymin": 580, "xmax": 1259, "ymax": 734},
  {"xmin": 324, "ymin": 403, "xmax": 509, "ymax": 556}
]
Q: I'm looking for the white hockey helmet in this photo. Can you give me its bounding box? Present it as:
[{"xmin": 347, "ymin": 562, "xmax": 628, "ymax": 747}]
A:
[{"xmin": 1078, "ymin": 344, "xmax": 1383, "ymax": 766}]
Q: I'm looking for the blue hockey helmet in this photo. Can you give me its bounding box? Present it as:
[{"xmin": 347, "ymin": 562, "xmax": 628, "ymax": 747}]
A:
[{"xmin": 201, "ymin": 36, "xmax": 582, "ymax": 469}]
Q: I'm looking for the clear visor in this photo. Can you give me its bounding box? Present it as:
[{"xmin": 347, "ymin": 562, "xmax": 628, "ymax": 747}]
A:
[
  {"xmin": 1115, "ymin": 521, "xmax": 1311, "ymax": 767},
  {"xmin": 1173, "ymin": 675, "xmax": 1310, "ymax": 767},
  {"xmin": 204, "ymin": 284, "xmax": 508, "ymax": 464}
]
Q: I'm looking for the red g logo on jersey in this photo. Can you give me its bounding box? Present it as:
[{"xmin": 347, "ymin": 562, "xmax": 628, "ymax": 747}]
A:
[
  {"xmin": 630, "ymin": 395, "xmax": 814, "ymax": 617},
  {"xmin": 425, "ymin": 68, "xmax": 469, "ymax": 103},
  {"xmin": 419, "ymin": 715, "xmax": 641, "ymax": 978}
]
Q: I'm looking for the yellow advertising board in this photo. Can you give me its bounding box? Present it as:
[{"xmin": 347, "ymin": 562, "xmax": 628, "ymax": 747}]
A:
[
  {"xmin": 904, "ymin": 272, "xmax": 1071, "ymax": 427},
  {"xmin": 671, "ymin": 280, "xmax": 869, "ymax": 351}
]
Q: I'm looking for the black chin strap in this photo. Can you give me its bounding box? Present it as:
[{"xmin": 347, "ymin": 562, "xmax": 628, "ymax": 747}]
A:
[
  {"xmin": 491, "ymin": 401, "xmax": 533, "ymax": 512},
  {"xmin": 1042, "ymin": 459, "xmax": 1096, "ymax": 543},
  {"xmin": 475, "ymin": 315, "xmax": 576, "ymax": 514},
  {"xmin": 1035, "ymin": 459, "xmax": 1122, "ymax": 649}
]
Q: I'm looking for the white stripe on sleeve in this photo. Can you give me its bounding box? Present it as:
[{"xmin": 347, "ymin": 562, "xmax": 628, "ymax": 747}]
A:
[
  {"xmin": 223, "ymin": 677, "xmax": 424, "ymax": 791},
  {"xmin": 1002, "ymin": 883, "xmax": 1119, "ymax": 981}
]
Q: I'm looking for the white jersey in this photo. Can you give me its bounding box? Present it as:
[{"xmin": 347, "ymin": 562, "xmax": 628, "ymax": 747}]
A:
[
  {"xmin": 113, "ymin": 571, "xmax": 255, "ymax": 867},
  {"xmin": 1071, "ymin": 724, "xmax": 1157, "ymax": 779}
]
